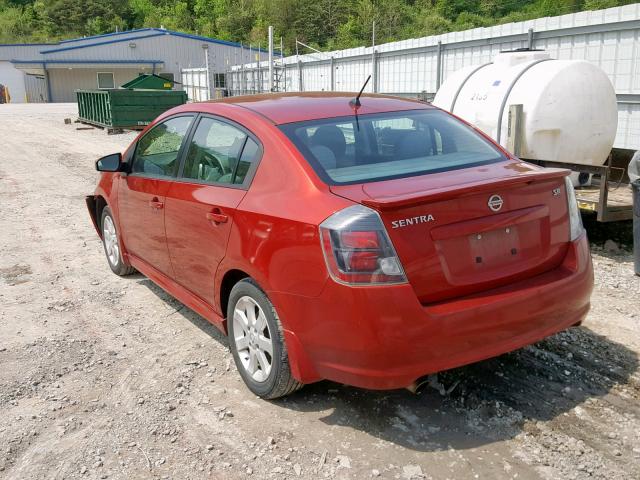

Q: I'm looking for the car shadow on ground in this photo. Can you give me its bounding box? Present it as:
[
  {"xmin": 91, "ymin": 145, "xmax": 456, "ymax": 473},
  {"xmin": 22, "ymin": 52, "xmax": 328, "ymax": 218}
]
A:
[
  {"xmin": 277, "ymin": 327, "xmax": 639, "ymax": 452},
  {"xmin": 136, "ymin": 277, "xmax": 229, "ymax": 347},
  {"xmin": 137, "ymin": 277, "xmax": 639, "ymax": 452},
  {"xmin": 583, "ymin": 212, "xmax": 634, "ymax": 259}
]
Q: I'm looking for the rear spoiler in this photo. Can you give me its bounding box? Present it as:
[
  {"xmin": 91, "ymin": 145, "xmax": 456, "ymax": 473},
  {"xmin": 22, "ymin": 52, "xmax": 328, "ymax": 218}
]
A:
[{"xmin": 362, "ymin": 168, "xmax": 569, "ymax": 210}]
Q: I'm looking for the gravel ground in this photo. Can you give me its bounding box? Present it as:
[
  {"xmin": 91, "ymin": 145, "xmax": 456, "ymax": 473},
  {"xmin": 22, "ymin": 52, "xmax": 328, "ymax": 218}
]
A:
[{"xmin": 0, "ymin": 103, "xmax": 639, "ymax": 480}]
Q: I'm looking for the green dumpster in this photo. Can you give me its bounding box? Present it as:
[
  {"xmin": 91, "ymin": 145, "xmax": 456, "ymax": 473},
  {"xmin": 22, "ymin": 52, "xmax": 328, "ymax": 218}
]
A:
[
  {"xmin": 76, "ymin": 75, "xmax": 187, "ymax": 130},
  {"xmin": 121, "ymin": 74, "xmax": 177, "ymax": 90}
]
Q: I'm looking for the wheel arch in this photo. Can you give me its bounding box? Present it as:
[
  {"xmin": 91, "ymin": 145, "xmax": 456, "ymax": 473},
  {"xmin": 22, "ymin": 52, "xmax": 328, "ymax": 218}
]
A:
[
  {"xmin": 91, "ymin": 189, "xmax": 132, "ymax": 268},
  {"xmin": 95, "ymin": 195, "xmax": 108, "ymax": 233},
  {"xmin": 217, "ymin": 267, "xmax": 319, "ymax": 385},
  {"xmin": 219, "ymin": 268, "xmax": 251, "ymax": 319},
  {"xmin": 85, "ymin": 194, "xmax": 108, "ymax": 238}
]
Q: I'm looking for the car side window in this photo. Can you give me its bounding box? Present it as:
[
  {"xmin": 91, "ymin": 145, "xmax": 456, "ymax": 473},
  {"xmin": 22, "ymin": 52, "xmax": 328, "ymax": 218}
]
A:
[
  {"xmin": 182, "ymin": 117, "xmax": 259, "ymax": 186},
  {"xmin": 131, "ymin": 116, "xmax": 193, "ymax": 177},
  {"xmin": 233, "ymin": 138, "xmax": 260, "ymax": 184}
]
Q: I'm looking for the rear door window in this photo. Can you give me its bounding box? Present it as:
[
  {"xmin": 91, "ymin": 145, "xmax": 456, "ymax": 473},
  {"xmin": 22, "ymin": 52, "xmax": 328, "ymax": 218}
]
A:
[
  {"xmin": 131, "ymin": 116, "xmax": 194, "ymax": 178},
  {"xmin": 233, "ymin": 138, "xmax": 260, "ymax": 185},
  {"xmin": 180, "ymin": 116, "xmax": 261, "ymax": 187},
  {"xmin": 279, "ymin": 109, "xmax": 505, "ymax": 185}
]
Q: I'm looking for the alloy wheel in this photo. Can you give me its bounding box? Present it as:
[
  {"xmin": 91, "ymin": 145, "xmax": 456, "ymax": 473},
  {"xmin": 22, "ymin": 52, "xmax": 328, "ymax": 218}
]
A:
[
  {"xmin": 232, "ymin": 295, "xmax": 274, "ymax": 382},
  {"xmin": 103, "ymin": 216, "xmax": 119, "ymax": 267}
]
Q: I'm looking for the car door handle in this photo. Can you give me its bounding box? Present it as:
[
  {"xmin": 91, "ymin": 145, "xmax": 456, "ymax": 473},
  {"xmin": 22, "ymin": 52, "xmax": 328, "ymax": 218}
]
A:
[
  {"xmin": 149, "ymin": 198, "xmax": 164, "ymax": 209},
  {"xmin": 206, "ymin": 209, "xmax": 228, "ymax": 224}
]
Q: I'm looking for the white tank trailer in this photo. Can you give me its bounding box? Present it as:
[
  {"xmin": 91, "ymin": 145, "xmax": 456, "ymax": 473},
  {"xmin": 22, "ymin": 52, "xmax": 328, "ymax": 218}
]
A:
[{"xmin": 433, "ymin": 51, "xmax": 618, "ymax": 180}]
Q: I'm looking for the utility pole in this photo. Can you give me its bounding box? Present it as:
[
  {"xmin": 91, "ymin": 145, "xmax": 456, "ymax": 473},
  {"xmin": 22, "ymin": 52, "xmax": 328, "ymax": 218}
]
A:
[
  {"xmin": 296, "ymin": 38, "xmax": 301, "ymax": 92},
  {"xmin": 436, "ymin": 41, "xmax": 442, "ymax": 90},
  {"xmin": 268, "ymin": 26, "xmax": 274, "ymax": 92},
  {"xmin": 371, "ymin": 21, "xmax": 377, "ymax": 93},
  {"xmin": 257, "ymin": 42, "xmax": 262, "ymax": 93},
  {"xmin": 203, "ymin": 44, "xmax": 210, "ymax": 100},
  {"xmin": 249, "ymin": 44, "xmax": 253, "ymax": 94},
  {"xmin": 280, "ymin": 36, "xmax": 285, "ymax": 92},
  {"xmin": 240, "ymin": 42, "xmax": 244, "ymax": 95}
]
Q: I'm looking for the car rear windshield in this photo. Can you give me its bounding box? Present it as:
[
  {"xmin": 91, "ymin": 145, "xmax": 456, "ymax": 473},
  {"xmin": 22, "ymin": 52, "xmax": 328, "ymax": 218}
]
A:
[{"xmin": 279, "ymin": 109, "xmax": 506, "ymax": 185}]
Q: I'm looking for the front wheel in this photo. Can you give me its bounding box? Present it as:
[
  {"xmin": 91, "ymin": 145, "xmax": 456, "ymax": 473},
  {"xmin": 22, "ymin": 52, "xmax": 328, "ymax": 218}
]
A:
[
  {"xmin": 101, "ymin": 207, "xmax": 135, "ymax": 276},
  {"xmin": 227, "ymin": 279, "xmax": 302, "ymax": 399}
]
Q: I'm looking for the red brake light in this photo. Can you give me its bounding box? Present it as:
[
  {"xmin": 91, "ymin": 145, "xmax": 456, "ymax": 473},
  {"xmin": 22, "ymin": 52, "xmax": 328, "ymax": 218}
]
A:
[{"xmin": 340, "ymin": 231, "xmax": 379, "ymax": 249}]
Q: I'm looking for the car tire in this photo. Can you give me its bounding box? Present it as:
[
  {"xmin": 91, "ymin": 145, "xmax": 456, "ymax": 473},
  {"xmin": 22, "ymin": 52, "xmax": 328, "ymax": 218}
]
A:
[
  {"xmin": 100, "ymin": 207, "xmax": 135, "ymax": 276},
  {"xmin": 227, "ymin": 279, "xmax": 303, "ymax": 399}
]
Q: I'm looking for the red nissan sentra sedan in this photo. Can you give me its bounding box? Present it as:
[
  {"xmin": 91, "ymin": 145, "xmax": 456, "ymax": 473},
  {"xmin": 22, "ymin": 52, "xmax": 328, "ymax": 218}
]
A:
[{"xmin": 86, "ymin": 93, "xmax": 593, "ymax": 398}]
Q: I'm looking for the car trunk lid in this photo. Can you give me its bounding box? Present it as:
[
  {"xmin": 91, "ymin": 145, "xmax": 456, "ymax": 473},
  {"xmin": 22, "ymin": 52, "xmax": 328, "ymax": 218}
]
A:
[{"xmin": 330, "ymin": 161, "xmax": 571, "ymax": 303}]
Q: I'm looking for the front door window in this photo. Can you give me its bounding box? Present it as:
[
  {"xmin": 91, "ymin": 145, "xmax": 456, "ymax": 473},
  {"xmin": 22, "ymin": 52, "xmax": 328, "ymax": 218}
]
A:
[{"xmin": 131, "ymin": 116, "xmax": 193, "ymax": 178}]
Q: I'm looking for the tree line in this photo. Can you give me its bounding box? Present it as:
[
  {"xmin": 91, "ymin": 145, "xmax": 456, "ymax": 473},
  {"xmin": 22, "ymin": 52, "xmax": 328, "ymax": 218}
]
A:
[{"xmin": 0, "ymin": 0, "xmax": 633, "ymax": 53}]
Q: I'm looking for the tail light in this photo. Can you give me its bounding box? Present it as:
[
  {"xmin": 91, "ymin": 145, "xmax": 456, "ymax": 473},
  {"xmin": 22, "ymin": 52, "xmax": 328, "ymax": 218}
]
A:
[
  {"xmin": 319, "ymin": 205, "xmax": 407, "ymax": 285},
  {"xmin": 564, "ymin": 176, "xmax": 584, "ymax": 241}
]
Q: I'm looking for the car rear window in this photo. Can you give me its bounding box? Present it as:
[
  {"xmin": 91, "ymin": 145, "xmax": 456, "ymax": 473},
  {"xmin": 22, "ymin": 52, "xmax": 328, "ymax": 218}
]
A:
[{"xmin": 279, "ymin": 109, "xmax": 506, "ymax": 185}]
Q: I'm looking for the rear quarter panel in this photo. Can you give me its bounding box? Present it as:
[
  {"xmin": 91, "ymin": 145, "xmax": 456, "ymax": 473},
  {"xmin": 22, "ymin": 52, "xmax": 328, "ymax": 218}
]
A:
[{"xmin": 204, "ymin": 108, "xmax": 352, "ymax": 305}]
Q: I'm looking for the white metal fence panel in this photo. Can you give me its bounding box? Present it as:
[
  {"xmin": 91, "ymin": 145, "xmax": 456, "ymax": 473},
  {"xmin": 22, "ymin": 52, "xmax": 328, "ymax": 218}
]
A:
[
  {"xmin": 617, "ymin": 103, "xmax": 640, "ymax": 149},
  {"xmin": 227, "ymin": 4, "xmax": 640, "ymax": 149},
  {"xmin": 334, "ymin": 58, "xmax": 370, "ymax": 92}
]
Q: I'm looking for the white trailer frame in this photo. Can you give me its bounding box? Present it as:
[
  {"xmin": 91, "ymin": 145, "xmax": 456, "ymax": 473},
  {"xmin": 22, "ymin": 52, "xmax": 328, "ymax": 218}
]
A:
[{"xmin": 181, "ymin": 67, "xmax": 210, "ymax": 102}]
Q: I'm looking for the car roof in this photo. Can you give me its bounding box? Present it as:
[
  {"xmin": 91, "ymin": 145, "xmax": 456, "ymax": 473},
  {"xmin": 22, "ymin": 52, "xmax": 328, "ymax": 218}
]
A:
[{"xmin": 199, "ymin": 92, "xmax": 432, "ymax": 125}]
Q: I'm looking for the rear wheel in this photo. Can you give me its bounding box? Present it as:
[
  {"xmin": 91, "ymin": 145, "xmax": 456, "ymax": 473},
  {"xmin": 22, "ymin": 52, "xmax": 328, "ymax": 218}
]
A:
[
  {"xmin": 227, "ymin": 279, "xmax": 302, "ymax": 399},
  {"xmin": 101, "ymin": 207, "xmax": 135, "ymax": 276}
]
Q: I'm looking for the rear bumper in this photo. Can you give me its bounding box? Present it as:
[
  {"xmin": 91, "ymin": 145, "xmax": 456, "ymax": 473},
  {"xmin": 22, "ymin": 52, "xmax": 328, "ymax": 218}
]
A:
[{"xmin": 270, "ymin": 232, "xmax": 593, "ymax": 390}]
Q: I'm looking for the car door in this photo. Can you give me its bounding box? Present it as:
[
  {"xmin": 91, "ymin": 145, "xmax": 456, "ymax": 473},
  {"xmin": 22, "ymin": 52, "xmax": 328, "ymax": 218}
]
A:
[
  {"xmin": 164, "ymin": 115, "xmax": 262, "ymax": 309},
  {"xmin": 118, "ymin": 115, "xmax": 195, "ymax": 276}
]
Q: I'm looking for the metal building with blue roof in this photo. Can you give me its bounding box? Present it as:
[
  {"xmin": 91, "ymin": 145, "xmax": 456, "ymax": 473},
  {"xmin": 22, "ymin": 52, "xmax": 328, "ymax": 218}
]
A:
[{"xmin": 0, "ymin": 28, "xmax": 268, "ymax": 103}]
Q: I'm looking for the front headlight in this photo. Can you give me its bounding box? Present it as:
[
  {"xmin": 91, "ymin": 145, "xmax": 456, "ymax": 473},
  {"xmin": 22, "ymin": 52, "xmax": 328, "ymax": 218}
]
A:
[{"xmin": 565, "ymin": 176, "xmax": 584, "ymax": 241}]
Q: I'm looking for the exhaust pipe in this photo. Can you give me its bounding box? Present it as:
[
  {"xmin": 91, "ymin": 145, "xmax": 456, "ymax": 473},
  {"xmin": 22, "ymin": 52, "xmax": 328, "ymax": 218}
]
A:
[
  {"xmin": 406, "ymin": 375, "xmax": 460, "ymax": 396},
  {"xmin": 405, "ymin": 376, "xmax": 430, "ymax": 394}
]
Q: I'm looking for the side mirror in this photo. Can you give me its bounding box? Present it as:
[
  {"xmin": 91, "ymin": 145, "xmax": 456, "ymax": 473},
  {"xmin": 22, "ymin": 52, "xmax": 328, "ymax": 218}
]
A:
[{"xmin": 96, "ymin": 153, "xmax": 123, "ymax": 172}]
